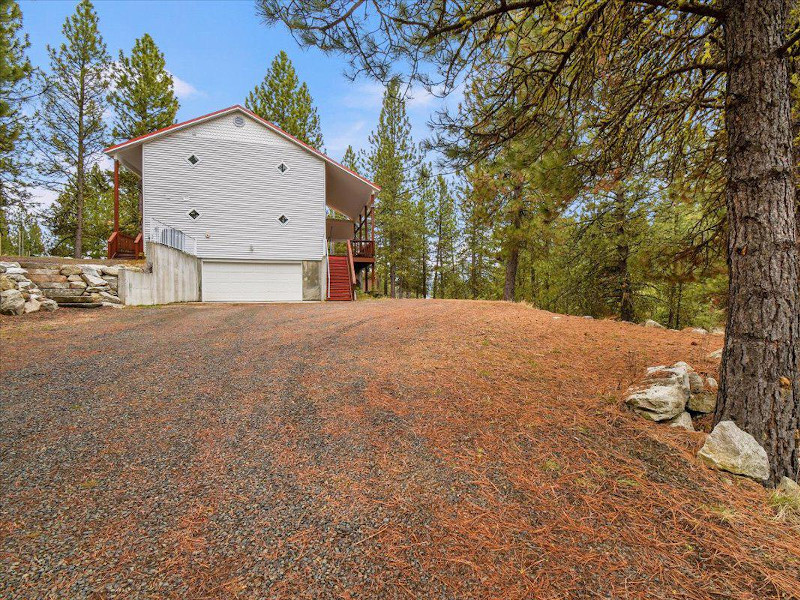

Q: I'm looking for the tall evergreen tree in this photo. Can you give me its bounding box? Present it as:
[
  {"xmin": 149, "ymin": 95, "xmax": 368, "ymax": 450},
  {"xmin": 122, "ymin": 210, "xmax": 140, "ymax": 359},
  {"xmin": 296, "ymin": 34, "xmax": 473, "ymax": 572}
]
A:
[
  {"xmin": 367, "ymin": 79, "xmax": 416, "ymax": 298},
  {"xmin": 245, "ymin": 51, "xmax": 323, "ymax": 148},
  {"xmin": 108, "ymin": 33, "xmax": 178, "ymax": 231},
  {"xmin": 431, "ymin": 174, "xmax": 459, "ymax": 299},
  {"xmin": 36, "ymin": 0, "xmax": 109, "ymax": 258},
  {"xmin": 0, "ymin": 0, "xmax": 35, "ymax": 251}
]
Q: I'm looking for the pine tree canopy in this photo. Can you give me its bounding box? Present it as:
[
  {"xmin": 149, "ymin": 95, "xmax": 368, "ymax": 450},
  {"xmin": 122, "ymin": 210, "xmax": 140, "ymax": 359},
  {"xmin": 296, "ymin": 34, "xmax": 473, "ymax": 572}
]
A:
[
  {"xmin": 36, "ymin": 0, "xmax": 109, "ymax": 257},
  {"xmin": 0, "ymin": 0, "xmax": 33, "ymax": 213},
  {"xmin": 245, "ymin": 50, "xmax": 323, "ymax": 148},
  {"xmin": 109, "ymin": 33, "xmax": 179, "ymax": 140}
]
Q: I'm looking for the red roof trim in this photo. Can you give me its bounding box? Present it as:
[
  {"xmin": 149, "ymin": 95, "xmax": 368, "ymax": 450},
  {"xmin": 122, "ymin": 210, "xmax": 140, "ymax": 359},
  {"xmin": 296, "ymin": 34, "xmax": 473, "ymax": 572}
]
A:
[{"xmin": 104, "ymin": 104, "xmax": 381, "ymax": 192}]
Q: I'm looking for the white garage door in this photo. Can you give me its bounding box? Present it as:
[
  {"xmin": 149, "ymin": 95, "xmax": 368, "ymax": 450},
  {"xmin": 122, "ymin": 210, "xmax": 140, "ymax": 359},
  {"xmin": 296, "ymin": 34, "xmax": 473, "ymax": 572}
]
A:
[{"xmin": 202, "ymin": 261, "xmax": 303, "ymax": 302}]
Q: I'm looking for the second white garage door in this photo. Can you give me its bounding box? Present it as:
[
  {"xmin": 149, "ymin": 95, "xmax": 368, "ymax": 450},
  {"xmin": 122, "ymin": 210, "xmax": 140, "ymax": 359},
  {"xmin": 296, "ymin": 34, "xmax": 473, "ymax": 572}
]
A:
[{"xmin": 202, "ymin": 261, "xmax": 303, "ymax": 302}]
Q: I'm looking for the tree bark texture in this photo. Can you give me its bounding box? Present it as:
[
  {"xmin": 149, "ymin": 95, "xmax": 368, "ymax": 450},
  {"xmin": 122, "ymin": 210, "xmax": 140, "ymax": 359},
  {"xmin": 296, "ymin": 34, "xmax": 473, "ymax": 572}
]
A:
[{"xmin": 718, "ymin": 0, "xmax": 800, "ymax": 483}]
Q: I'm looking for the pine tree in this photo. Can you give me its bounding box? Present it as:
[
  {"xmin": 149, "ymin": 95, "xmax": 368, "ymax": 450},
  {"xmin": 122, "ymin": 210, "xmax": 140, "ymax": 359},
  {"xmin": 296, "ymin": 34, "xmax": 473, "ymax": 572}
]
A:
[
  {"xmin": 0, "ymin": 0, "xmax": 34, "ymax": 249},
  {"xmin": 367, "ymin": 79, "xmax": 416, "ymax": 298},
  {"xmin": 431, "ymin": 174, "xmax": 459, "ymax": 299},
  {"xmin": 36, "ymin": 0, "xmax": 109, "ymax": 258},
  {"xmin": 245, "ymin": 51, "xmax": 323, "ymax": 148},
  {"xmin": 46, "ymin": 163, "xmax": 112, "ymax": 258},
  {"xmin": 109, "ymin": 33, "xmax": 178, "ymax": 232},
  {"xmin": 341, "ymin": 145, "xmax": 360, "ymax": 172}
]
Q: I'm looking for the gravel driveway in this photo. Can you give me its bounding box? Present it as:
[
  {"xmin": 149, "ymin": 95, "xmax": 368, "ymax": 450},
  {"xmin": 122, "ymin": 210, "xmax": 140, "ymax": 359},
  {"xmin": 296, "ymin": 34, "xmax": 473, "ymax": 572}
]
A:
[{"xmin": 2, "ymin": 301, "xmax": 798, "ymax": 599}]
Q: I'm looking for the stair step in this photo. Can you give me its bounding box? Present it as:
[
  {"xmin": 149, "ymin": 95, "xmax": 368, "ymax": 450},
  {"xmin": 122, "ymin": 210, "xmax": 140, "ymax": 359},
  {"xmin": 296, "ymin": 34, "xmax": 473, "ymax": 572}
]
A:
[{"xmin": 59, "ymin": 302, "xmax": 103, "ymax": 309}]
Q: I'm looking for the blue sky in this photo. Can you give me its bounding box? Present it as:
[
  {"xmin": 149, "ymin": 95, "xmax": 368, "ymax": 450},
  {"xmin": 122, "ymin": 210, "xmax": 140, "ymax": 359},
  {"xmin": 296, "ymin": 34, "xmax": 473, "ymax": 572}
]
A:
[{"xmin": 20, "ymin": 0, "xmax": 457, "ymax": 199}]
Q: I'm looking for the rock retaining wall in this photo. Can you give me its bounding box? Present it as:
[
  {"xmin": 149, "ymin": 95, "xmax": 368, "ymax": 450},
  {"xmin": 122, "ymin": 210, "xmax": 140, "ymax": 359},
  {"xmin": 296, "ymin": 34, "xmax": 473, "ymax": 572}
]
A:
[{"xmin": 0, "ymin": 260, "xmax": 123, "ymax": 315}]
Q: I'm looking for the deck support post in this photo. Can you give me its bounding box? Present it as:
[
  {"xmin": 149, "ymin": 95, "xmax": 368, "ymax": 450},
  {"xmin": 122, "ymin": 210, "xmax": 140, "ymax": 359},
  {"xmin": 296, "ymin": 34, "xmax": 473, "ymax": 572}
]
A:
[
  {"xmin": 113, "ymin": 159, "xmax": 120, "ymax": 234},
  {"xmin": 370, "ymin": 193, "xmax": 376, "ymax": 292}
]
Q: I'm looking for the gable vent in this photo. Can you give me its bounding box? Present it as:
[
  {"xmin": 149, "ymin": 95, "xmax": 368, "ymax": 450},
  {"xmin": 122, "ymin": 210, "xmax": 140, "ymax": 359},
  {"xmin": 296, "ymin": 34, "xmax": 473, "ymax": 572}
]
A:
[
  {"xmin": 233, "ymin": 115, "xmax": 245, "ymax": 128},
  {"xmin": 277, "ymin": 162, "xmax": 288, "ymax": 174},
  {"xmin": 188, "ymin": 154, "xmax": 199, "ymax": 165}
]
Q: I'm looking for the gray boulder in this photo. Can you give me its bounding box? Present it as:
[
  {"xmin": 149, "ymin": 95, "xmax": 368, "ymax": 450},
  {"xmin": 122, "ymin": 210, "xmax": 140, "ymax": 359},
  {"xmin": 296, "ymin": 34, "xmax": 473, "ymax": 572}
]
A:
[
  {"xmin": 667, "ymin": 411, "xmax": 695, "ymax": 431},
  {"xmin": 23, "ymin": 298, "xmax": 41, "ymax": 314},
  {"xmin": 625, "ymin": 363, "xmax": 690, "ymax": 421},
  {"xmin": 81, "ymin": 269, "xmax": 108, "ymax": 287},
  {"xmin": 101, "ymin": 265, "xmax": 120, "ymax": 276},
  {"xmin": 643, "ymin": 319, "xmax": 666, "ymax": 329},
  {"xmin": 688, "ymin": 391, "xmax": 717, "ymax": 414},
  {"xmin": 688, "ymin": 372, "xmax": 705, "ymax": 394},
  {"xmin": 0, "ymin": 261, "xmax": 21, "ymax": 269},
  {"xmin": 777, "ymin": 477, "xmax": 800, "ymax": 498},
  {"xmin": 60, "ymin": 265, "xmax": 82, "ymax": 276},
  {"xmin": 0, "ymin": 289, "xmax": 25, "ymax": 315},
  {"xmin": 708, "ymin": 348, "xmax": 723, "ymax": 360},
  {"xmin": 0, "ymin": 275, "xmax": 15, "ymax": 291},
  {"xmin": 99, "ymin": 290, "xmax": 121, "ymax": 304},
  {"xmin": 38, "ymin": 298, "xmax": 58, "ymax": 312},
  {"xmin": 698, "ymin": 421, "xmax": 770, "ymax": 482}
]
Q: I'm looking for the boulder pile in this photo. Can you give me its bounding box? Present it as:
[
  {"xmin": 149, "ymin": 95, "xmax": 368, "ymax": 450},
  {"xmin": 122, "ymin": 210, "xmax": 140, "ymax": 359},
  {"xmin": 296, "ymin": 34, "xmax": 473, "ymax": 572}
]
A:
[
  {"xmin": 0, "ymin": 262, "xmax": 58, "ymax": 315},
  {"xmin": 0, "ymin": 260, "xmax": 123, "ymax": 314},
  {"xmin": 624, "ymin": 361, "xmax": 717, "ymax": 429},
  {"xmin": 624, "ymin": 361, "xmax": 778, "ymax": 483}
]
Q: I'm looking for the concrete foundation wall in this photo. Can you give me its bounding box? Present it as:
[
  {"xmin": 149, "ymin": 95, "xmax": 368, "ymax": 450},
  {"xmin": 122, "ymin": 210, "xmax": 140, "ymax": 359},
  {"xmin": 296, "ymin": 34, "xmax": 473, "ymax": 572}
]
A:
[
  {"xmin": 119, "ymin": 242, "xmax": 201, "ymax": 305},
  {"xmin": 302, "ymin": 259, "xmax": 326, "ymax": 301}
]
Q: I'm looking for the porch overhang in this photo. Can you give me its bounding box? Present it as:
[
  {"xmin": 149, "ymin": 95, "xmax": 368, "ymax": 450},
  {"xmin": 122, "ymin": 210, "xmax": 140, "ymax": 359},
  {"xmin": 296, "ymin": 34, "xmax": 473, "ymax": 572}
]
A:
[{"xmin": 326, "ymin": 217, "xmax": 355, "ymax": 241}]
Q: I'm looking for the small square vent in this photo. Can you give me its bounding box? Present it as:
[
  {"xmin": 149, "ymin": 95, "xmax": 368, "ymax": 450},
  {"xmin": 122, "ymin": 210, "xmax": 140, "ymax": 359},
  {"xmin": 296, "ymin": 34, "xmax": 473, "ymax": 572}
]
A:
[
  {"xmin": 188, "ymin": 154, "xmax": 199, "ymax": 165},
  {"xmin": 188, "ymin": 209, "xmax": 200, "ymax": 220},
  {"xmin": 277, "ymin": 162, "xmax": 288, "ymax": 173},
  {"xmin": 277, "ymin": 214, "xmax": 289, "ymax": 225}
]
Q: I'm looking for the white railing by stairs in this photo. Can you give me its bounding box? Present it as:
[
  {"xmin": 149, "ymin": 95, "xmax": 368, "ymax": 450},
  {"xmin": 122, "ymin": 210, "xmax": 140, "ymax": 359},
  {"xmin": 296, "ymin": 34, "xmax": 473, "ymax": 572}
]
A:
[{"xmin": 151, "ymin": 218, "xmax": 198, "ymax": 256}]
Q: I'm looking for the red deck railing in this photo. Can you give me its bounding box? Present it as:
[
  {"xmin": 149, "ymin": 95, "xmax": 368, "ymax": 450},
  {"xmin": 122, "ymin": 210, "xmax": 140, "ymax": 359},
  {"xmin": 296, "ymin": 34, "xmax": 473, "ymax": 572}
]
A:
[
  {"xmin": 350, "ymin": 239, "xmax": 375, "ymax": 258},
  {"xmin": 107, "ymin": 231, "xmax": 143, "ymax": 259}
]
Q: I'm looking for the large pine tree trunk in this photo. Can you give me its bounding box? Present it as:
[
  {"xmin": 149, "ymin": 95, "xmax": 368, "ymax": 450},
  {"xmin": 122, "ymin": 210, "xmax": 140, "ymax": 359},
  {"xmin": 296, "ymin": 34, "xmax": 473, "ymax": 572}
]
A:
[
  {"xmin": 74, "ymin": 159, "xmax": 84, "ymax": 259},
  {"xmin": 503, "ymin": 204, "xmax": 523, "ymax": 302},
  {"xmin": 612, "ymin": 190, "xmax": 634, "ymax": 322},
  {"xmin": 718, "ymin": 0, "xmax": 800, "ymax": 483}
]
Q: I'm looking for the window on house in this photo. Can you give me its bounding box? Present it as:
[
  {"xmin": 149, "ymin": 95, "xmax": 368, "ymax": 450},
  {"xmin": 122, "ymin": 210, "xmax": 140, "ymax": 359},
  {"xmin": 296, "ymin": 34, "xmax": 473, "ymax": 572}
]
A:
[
  {"xmin": 277, "ymin": 214, "xmax": 289, "ymax": 225},
  {"xmin": 277, "ymin": 162, "xmax": 288, "ymax": 173},
  {"xmin": 188, "ymin": 154, "xmax": 199, "ymax": 165}
]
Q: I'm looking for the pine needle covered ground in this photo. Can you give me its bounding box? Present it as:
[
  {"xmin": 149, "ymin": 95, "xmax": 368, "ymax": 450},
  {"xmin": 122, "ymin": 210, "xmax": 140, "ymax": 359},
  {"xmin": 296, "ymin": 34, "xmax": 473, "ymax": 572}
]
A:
[{"xmin": 1, "ymin": 300, "xmax": 798, "ymax": 599}]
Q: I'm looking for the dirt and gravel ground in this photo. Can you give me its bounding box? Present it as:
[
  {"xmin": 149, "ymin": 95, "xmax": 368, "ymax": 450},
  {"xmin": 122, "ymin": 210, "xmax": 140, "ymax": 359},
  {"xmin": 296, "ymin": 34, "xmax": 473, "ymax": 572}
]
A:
[{"xmin": 2, "ymin": 300, "xmax": 798, "ymax": 599}]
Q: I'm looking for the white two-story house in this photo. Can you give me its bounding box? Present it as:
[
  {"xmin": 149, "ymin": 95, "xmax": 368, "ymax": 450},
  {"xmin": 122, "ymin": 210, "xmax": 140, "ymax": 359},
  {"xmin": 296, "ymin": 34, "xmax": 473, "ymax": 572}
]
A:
[{"xmin": 104, "ymin": 105, "xmax": 378, "ymax": 303}]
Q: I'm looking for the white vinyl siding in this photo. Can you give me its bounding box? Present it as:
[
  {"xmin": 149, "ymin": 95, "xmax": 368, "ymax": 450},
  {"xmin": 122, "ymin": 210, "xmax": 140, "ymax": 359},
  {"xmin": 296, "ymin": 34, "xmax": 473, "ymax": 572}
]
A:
[
  {"xmin": 202, "ymin": 261, "xmax": 302, "ymax": 302},
  {"xmin": 142, "ymin": 113, "xmax": 325, "ymax": 261}
]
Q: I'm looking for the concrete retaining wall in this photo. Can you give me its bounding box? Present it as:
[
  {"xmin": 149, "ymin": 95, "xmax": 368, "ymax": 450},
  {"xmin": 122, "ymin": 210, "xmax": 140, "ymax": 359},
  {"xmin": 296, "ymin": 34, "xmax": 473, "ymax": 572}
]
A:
[
  {"xmin": 119, "ymin": 242, "xmax": 201, "ymax": 305},
  {"xmin": 302, "ymin": 259, "xmax": 326, "ymax": 301}
]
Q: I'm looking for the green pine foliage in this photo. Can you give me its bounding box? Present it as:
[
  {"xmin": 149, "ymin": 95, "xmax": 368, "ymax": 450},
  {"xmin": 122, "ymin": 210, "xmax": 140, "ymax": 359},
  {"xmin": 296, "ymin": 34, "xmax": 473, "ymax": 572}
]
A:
[
  {"xmin": 0, "ymin": 0, "xmax": 35, "ymax": 254},
  {"xmin": 367, "ymin": 79, "xmax": 419, "ymax": 297},
  {"xmin": 245, "ymin": 50, "xmax": 323, "ymax": 148},
  {"xmin": 108, "ymin": 32, "xmax": 178, "ymax": 234},
  {"xmin": 109, "ymin": 33, "xmax": 178, "ymax": 139},
  {"xmin": 46, "ymin": 163, "xmax": 112, "ymax": 258},
  {"xmin": 36, "ymin": 0, "xmax": 109, "ymax": 258}
]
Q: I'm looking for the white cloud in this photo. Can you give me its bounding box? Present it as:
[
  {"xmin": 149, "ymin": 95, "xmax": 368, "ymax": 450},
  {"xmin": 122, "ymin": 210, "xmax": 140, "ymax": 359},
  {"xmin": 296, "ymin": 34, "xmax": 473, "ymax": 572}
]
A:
[
  {"xmin": 342, "ymin": 82, "xmax": 384, "ymax": 110},
  {"xmin": 325, "ymin": 120, "xmax": 367, "ymax": 158},
  {"xmin": 169, "ymin": 73, "xmax": 202, "ymax": 99}
]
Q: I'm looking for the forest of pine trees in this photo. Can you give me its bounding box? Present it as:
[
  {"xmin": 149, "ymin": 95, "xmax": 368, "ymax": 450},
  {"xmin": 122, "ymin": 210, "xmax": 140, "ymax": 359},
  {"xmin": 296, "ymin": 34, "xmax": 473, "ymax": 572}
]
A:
[
  {"xmin": 0, "ymin": 0, "xmax": 777, "ymax": 331},
  {"xmin": 0, "ymin": 0, "xmax": 733, "ymax": 330}
]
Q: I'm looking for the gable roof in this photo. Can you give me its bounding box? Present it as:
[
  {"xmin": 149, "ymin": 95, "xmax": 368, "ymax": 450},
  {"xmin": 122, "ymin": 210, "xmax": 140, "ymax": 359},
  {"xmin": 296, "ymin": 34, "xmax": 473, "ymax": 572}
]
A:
[{"xmin": 103, "ymin": 105, "xmax": 380, "ymax": 192}]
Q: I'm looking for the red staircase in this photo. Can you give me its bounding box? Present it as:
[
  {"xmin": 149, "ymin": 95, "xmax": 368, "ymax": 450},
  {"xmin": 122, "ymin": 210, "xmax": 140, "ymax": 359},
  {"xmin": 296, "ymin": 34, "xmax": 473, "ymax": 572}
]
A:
[{"xmin": 327, "ymin": 255, "xmax": 353, "ymax": 301}]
